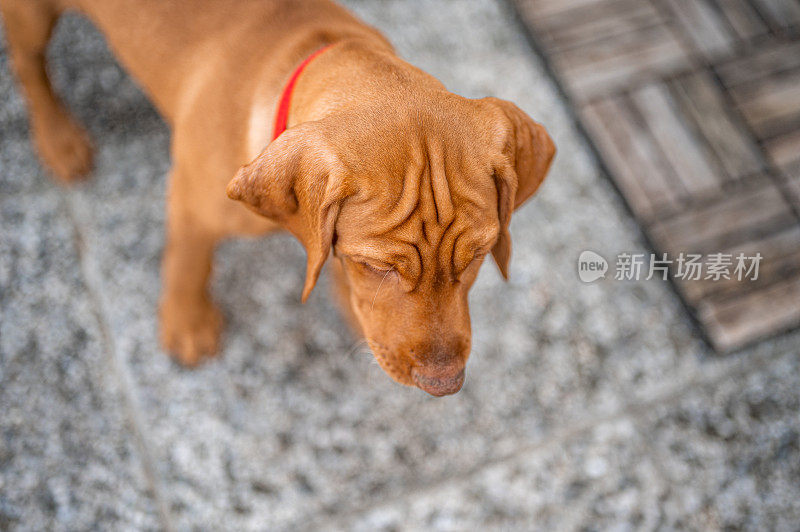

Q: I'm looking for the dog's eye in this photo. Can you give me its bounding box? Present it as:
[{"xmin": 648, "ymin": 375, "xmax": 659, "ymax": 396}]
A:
[
  {"xmin": 361, "ymin": 261, "xmax": 387, "ymax": 273},
  {"xmin": 352, "ymin": 257, "xmax": 394, "ymax": 276}
]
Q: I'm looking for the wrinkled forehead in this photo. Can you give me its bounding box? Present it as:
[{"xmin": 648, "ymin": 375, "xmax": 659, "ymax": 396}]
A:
[
  {"xmin": 335, "ymin": 153, "xmax": 500, "ymax": 272},
  {"xmin": 345, "ymin": 125, "xmax": 500, "ymax": 217},
  {"xmin": 330, "ymin": 98, "xmax": 505, "ymax": 264}
]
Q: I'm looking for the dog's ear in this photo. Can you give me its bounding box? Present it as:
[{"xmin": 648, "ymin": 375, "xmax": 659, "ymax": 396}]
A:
[
  {"xmin": 482, "ymin": 97, "xmax": 556, "ymax": 279},
  {"xmin": 226, "ymin": 122, "xmax": 349, "ymax": 302}
]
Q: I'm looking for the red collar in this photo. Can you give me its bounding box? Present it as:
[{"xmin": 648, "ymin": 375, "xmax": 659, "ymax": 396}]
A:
[{"xmin": 272, "ymin": 44, "xmax": 335, "ymax": 140}]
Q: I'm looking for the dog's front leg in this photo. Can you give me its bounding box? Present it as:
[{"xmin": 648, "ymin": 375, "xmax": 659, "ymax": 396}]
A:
[{"xmin": 159, "ymin": 170, "xmax": 223, "ymax": 366}]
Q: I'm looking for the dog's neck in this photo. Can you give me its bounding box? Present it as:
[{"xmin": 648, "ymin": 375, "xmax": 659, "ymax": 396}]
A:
[{"xmin": 247, "ymin": 39, "xmax": 444, "ymax": 159}]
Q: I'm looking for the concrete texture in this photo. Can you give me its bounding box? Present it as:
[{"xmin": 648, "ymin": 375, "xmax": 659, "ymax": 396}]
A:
[{"xmin": 1, "ymin": 0, "xmax": 799, "ymax": 530}]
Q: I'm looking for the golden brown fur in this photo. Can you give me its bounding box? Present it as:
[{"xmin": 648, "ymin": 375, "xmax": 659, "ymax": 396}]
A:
[{"xmin": 1, "ymin": 0, "xmax": 554, "ymax": 395}]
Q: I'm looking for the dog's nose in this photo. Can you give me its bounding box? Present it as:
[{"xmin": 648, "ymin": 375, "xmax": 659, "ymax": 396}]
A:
[{"xmin": 411, "ymin": 366, "xmax": 465, "ymax": 396}]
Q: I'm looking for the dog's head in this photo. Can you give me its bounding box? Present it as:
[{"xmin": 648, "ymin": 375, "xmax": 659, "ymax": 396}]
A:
[{"xmin": 227, "ymin": 93, "xmax": 554, "ymax": 395}]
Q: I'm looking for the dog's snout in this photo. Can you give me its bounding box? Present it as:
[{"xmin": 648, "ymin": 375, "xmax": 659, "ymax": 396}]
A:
[{"xmin": 411, "ymin": 366, "xmax": 465, "ymax": 396}]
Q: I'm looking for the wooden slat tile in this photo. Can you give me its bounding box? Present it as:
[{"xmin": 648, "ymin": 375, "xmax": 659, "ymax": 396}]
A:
[
  {"xmin": 715, "ymin": 41, "xmax": 800, "ymax": 87},
  {"xmin": 730, "ymin": 69, "xmax": 800, "ymax": 139},
  {"xmin": 752, "ymin": 0, "xmax": 800, "ymax": 32},
  {"xmin": 580, "ymin": 96, "xmax": 685, "ymax": 220},
  {"xmin": 648, "ymin": 180, "xmax": 794, "ymax": 253},
  {"xmin": 554, "ymin": 25, "xmax": 691, "ymax": 100},
  {"xmin": 764, "ymin": 128, "xmax": 800, "ymax": 168},
  {"xmin": 674, "ymin": 224, "xmax": 800, "ymax": 303},
  {"xmin": 662, "ymin": 0, "xmax": 737, "ymax": 59},
  {"xmin": 580, "ymin": 102, "xmax": 655, "ymax": 220},
  {"xmin": 528, "ymin": 0, "xmax": 665, "ymax": 53},
  {"xmin": 700, "ymin": 275, "xmax": 800, "ymax": 351},
  {"xmin": 670, "ymin": 72, "xmax": 764, "ymax": 179},
  {"xmin": 716, "ymin": 0, "xmax": 770, "ymax": 40},
  {"xmin": 631, "ymin": 83, "xmax": 722, "ymax": 195},
  {"xmin": 781, "ymin": 160, "xmax": 800, "ymax": 210},
  {"xmin": 517, "ymin": 0, "xmax": 610, "ymax": 21}
]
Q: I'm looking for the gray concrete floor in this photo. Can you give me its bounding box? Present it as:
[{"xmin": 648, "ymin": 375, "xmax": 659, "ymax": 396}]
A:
[{"xmin": 1, "ymin": 1, "xmax": 799, "ymax": 530}]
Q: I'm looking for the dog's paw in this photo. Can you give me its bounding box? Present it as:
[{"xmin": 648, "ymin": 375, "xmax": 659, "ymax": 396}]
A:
[
  {"xmin": 159, "ymin": 299, "xmax": 223, "ymax": 367},
  {"xmin": 33, "ymin": 112, "xmax": 93, "ymax": 183}
]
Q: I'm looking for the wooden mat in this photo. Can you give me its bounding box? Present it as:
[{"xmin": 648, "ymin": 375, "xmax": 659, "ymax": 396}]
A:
[{"xmin": 512, "ymin": 0, "xmax": 800, "ymax": 351}]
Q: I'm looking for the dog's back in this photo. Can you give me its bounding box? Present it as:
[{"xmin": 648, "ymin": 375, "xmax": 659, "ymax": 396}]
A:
[{"xmin": 25, "ymin": 0, "xmax": 382, "ymax": 119}]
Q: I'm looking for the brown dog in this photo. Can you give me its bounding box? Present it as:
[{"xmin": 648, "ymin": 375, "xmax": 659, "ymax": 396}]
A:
[{"xmin": 1, "ymin": 0, "xmax": 554, "ymax": 396}]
